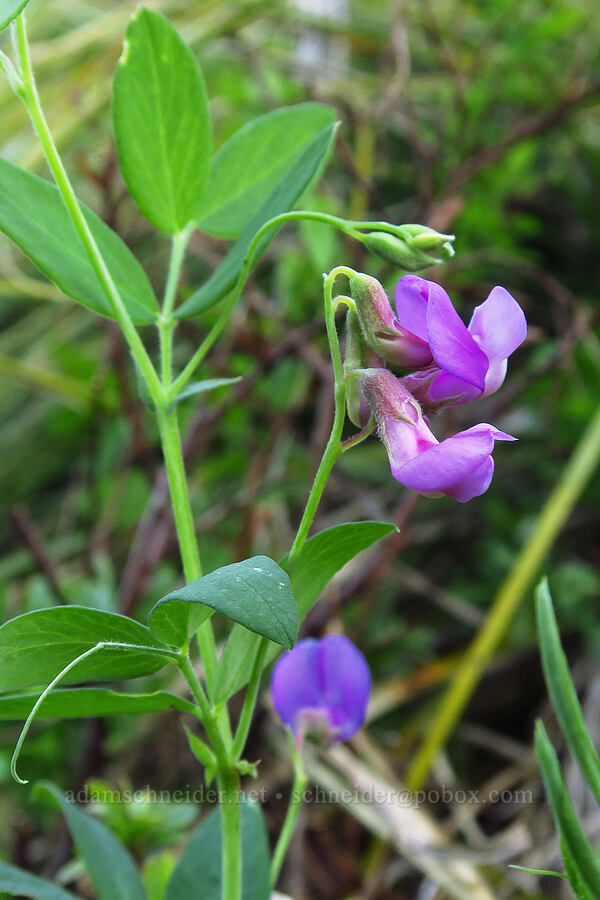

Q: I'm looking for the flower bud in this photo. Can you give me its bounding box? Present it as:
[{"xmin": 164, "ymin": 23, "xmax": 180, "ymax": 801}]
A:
[
  {"xmin": 400, "ymin": 224, "xmax": 455, "ymax": 259},
  {"xmin": 356, "ymin": 225, "xmax": 454, "ymax": 270},
  {"xmin": 350, "ymin": 272, "xmax": 432, "ymax": 368}
]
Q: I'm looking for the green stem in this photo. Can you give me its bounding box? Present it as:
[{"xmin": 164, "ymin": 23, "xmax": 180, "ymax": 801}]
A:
[
  {"xmin": 218, "ymin": 767, "xmax": 242, "ymax": 900},
  {"xmin": 156, "ymin": 405, "xmax": 220, "ymax": 694},
  {"xmin": 288, "ymin": 267, "xmax": 357, "ymax": 562},
  {"xmin": 406, "ymin": 403, "xmax": 600, "ymax": 791},
  {"xmin": 180, "ymin": 657, "xmax": 227, "ymax": 763},
  {"xmin": 159, "ymin": 226, "xmax": 193, "ymax": 387},
  {"xmin": 167, "ymin": 216, "xmax": 357, "ymax": 403},
  {"xmin": 180, "ymin": 657, "xmax": 240, "ymax": 900},
  {"xmin": 13, "ymin": 13, "xmax": 163, "ymax": 406},
  {"xmin": 156, "ymin": 406, "xmax": 201, "ymax": 584},
  {"xmin": 288, "ymin": 399, "xmax": 345, "ymax": 562},
  {"xmin": 231, "ymin": 638, "xmax": 269, "ymax": 761},
  {"xmin": 270, "ymin": 742, "xmax": 308, "ymax": 886}
]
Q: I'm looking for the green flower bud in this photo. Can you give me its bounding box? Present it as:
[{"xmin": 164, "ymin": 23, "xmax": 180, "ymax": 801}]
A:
[
  {"xmin": 355, "ymin": 224, "xmax": 455, "ymax": 270},
  {"xmin": 400, "ymin": 224, "xmax": 455, "ymax": 259}
]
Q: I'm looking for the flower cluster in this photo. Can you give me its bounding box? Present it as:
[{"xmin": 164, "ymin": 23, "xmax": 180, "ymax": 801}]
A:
[{"xmin": 347, "ymin": 272, "xmax": 526, "ymax": 502}]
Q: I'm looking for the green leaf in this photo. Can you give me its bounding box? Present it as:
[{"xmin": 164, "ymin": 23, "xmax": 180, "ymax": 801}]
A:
[
  {"xmin": 169, "ymin": 376, "xmax": 242, "ymax": 410},
  {"xmin": 183, "ymin": 724, "xmax": 216, "ymax": 768},
  {"xmin": 214, "ymin": 521, "xmax": 396, "ymax": 703},
  {"xmin": 535, "ymin": 721, "xmax": 600, "ymax": 896},
  {"xmin": 0, "ymin": 606, "xmax": 173, "ymax": 692},
  {"xmin": 148, "ymin": 556, "xmax": 298, "ymax": 649},
  {"xmin": 536, "ymin": 579, "xmax": 600, "ymax": 804},
  {"xmin": 113, "ymin": 7, "xmax": 212, "ymax": 234},
  {"xmin": 0, "ymin": 0, "xmax": 30, "ymax": 30},
  {"xmin": 0, "ymin": 159, "xmax": 158, "ymax": 323},
  {"xmin": 0, "ymin": 860, "xmax": 79, "ymax": 900},
  {"xmin": 165, "ymin": 801, "xmax": 269, "ymax": 900},
  {"xmin": 175, "ymin": 121, "xmax": 338, "ymax": 318},
  {"xmin": 283, "ymin": 520, "xmax": 397, "ymax": 618},
  {"xmin": 197, "ymin": 103, "xmax": 335, "ymax": 238},
  {"xmin": 0, "ymin": 687, "xmax": 195, "ymax": 719},
  {"xmin": 34, "ymin": 782, "xmax": 147, "ymax": 900}
]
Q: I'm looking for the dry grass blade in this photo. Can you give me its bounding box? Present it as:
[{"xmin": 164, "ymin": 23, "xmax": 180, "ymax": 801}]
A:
[{"xmin": 305, "ymin": 744, "xmax": 496, "ymax": 900}]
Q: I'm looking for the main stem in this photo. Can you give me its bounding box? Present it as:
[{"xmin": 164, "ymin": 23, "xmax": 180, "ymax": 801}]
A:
[
  {"xmin": 180, "ymin": 657, "xmax": 241, "ymax": 899},
  {"xmin": 14, "ymin": 13, "xmax": 163, "ymax": 405},
  {"xmin": 156, "ymin": 405, "xmax": 219, "ymax": 693},
  {"xmin": 218, "ymin": 768, "xmax": 242, "ymax": 900}
]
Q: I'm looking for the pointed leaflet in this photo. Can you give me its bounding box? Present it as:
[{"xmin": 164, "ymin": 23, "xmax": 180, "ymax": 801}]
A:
[
  {"xmin": 0, "ymin": 606, "xmax": 174, "ymax": 691},
  {"xmin": 197, "ymin": 103, "xmax": 335, "ymax": 238},
  {"xmin": 175, "ymin": 121, "xmax": 338, "ymax": 318},
  {"xmin": 169, "ymin": 376, "xmax": 242, "ymax": 411},
  {"xmin": 0, "ymin": 688, "xmax": 195, "ymax": 720},
  {"xmin": 148, "ymin": 556, "xmax": 298, "ymax": 649},
  {"xmin": 34, "ymin": 782, "xmax": 147, "ymax": 900},
  {"xmin": 0, "ymin": 159, "xmax": 158, "ymax": 323},
  {"xmin": 165, "ymin": 801, "xmax": 269, "ymax": 900},
  {"xmin": 113, "ymin": 7, "xmax": 212, "ymax": 233},
  {"xmin": 214, "ymin": 521, "xmax": 396, "ymax": 703},
  {"xmin": 0, "ymin": 860, "xmax": 79, "ymax": 900},
  {"xmin": 0, "ymin": 0, "xmax": 30, "ymax": 29},
  {"xmin": 536, "ymin": 579, "xmax": 600, "ymax": 804}
]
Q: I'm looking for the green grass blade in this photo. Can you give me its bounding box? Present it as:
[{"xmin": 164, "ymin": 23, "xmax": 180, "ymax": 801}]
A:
[
  {"xmin": 535, "ymin": 721, "xmax": 600, "ymax": 896},
  {"xmin": 561, "ymin": 839, "xmax": 596, "ymax": 900},
  {"xmin": 536, "ymin": 579, "xmax": 600, "ymax": 804}
]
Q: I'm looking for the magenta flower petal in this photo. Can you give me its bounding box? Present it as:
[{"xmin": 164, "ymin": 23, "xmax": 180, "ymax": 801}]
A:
[
  {"xmin": 468, "ymin": 286, "xmax": 527, "ymax": 362},
  {"xmin": 319, "ymin": 635, "xmax": 371, "ymax": 739},
  {"xmin": 392, "ymin": 424, "xmax": 515, "ymax": 493},
  {"xmin": 426, "ymin": 287, "xmax": 489, "ymax": 391},
  {"xmin": 394, "ymin": 274, "xmax": 431, "ymax": 341},
  {"xmin": 271, "ymin": 640, "xmax": 322, "ymax": 731},
  {"xmin": 443, "ymin": 456, "xmax": 495, "ymax": 502},
  {"xmin": 428, "ymin": 371, "xmax": 481, "ymax": 405},
  {"xmin": 271, "ymin": 635, "xmax": 370, "ymax": 742}
]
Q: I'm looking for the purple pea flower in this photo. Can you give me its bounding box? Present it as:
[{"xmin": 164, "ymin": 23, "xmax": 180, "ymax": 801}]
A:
[
  {"xmin": 360, "ymin": 368, "xmax": 516, "ymax": 502},
  {"xmin": 271, "ymin": 635, "xmax": 370, "ymax": 744},
  {"xmin": 395, "ymin": 275, "xmax": 527, "ymax": 411}
]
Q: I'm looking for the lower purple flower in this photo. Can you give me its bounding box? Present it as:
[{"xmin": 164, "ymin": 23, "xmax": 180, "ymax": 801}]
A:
[
  {"xmin": 360, "ymin": 368, "xmax": 516, "ymax": 502},
  {"xmin": 271, "ymin": 635, "xmax": 370, "ymax": 744}
]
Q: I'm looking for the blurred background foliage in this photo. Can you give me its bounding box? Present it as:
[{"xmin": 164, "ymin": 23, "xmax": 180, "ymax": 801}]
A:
[{"xmin": 1, "ymin": 0, "xmax": 599, "ymax": 897}]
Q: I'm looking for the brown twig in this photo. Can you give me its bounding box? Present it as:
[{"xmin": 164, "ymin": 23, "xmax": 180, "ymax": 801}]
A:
[
  {"xmin": 10, "ymin": 504, "xmax": 67, "ymax": 605},
  {"xmin": 440, "ymin": 80, "xmax": 600, "ymax": 198}
]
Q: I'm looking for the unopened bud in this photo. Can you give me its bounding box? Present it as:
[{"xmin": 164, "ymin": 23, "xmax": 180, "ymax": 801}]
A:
[
  {"xmin": 350, "ymin": 272, "xmax": 432, "ymax": 369},
  {"xmin": 401, "ymin": 224, "xmax": 455, "ymax": 259},
  {"xmin": 356, "ymin": 224, "xmax": 454, "ymax": 270}
]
